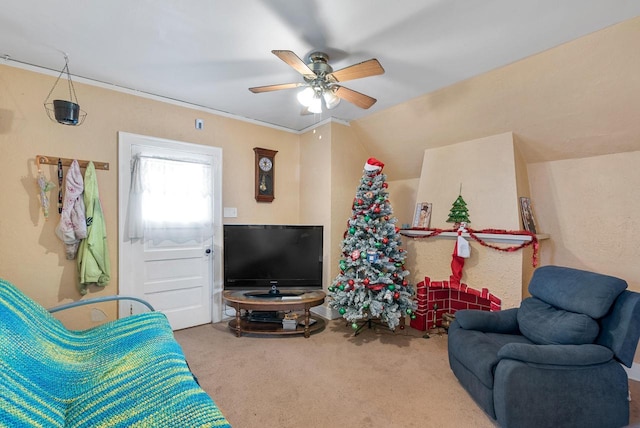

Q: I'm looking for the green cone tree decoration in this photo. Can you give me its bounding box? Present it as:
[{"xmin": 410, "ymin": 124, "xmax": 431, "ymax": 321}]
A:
[
  {"xmin": 446, "ymin": 193, "xmax": 471, "ymax": 226},
  {"xmin": 327, "ymin": 158, "xmax": 417, "ymax": 331}
]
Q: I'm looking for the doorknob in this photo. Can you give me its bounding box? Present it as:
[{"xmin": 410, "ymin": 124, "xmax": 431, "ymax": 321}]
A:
[{"xmin": 205, "ymin": 248, "xmax": 212, "ymax": 255}]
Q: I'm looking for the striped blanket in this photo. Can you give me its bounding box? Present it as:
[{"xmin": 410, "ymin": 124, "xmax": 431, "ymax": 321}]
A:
[{"xmin": 0, "ymin": 279, "xmax": 231, "ymax": 427}]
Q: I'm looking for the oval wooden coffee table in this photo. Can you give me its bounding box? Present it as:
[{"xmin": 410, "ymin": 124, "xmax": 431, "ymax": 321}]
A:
[
  {"xmin": 223, "ymin": 290, "xmax": 326, "ymax": 338},
  {"xmin": 223, "ymin": 290, "xmax": 326, "ymax": 337}
]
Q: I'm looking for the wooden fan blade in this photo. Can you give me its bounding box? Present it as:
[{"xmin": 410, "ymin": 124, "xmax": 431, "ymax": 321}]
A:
[
  {"xmin": 334, "ymin": 86, "xmax": 377, "ymax": 109},
  {"xmin": 249, "ymin": 82, "xmax": 304, "ymax": 93},
  {"xmin": 327, "ymin": 59, "xmax": 384, "ymax": 83},
  {"xmin": 272, "ymin": 50, "xmax": 316, "ymax": 78}
]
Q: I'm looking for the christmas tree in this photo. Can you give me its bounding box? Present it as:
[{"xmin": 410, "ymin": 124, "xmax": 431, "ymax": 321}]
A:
[
  {"xmin": 446, "ymin": 194, "xmax": 471, "ymax": 226},
  {"xmin": 328, "ymin": 158, "xmax": 417, "ymax": 331}
]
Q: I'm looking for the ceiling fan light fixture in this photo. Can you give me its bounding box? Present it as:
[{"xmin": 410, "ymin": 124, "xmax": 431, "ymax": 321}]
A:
[
  {"xmin": 308, "ymin": 94, "xmax": 322, "ymax": 114},
  {"xmin": 323, "ymin": 89, "xmax": 340, "ymax": 109},
  {"xmin": 296, "ymin": 86, "xmax": 315, "ymax": 107},
  {"xmin": 252, "ymin": 50, "xmax": 384, "ymax": 115}
]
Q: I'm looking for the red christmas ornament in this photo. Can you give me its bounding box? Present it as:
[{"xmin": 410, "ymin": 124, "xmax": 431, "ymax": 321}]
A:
[
  {"xmin": 382, "ymin": 183, "xmax": 388, "ymax": 188},
  {"xmin": 358, "ymin": 199, "xmax": 363, "ymax": 205},
  {"xmin": 363, "ymin": 278, "xmax": 370, "ymax": 285},
  {"xmin": 382, "ymin": 238, "xmax": 389, "ymax": 244},
  {"xmin": 402, "ymin": 280, "xmax": 408, "ymax": 286},
  {"xmin": 348, "ymin": 279, "xmax": 355, "ymax": 286},
  {"xmin": 394, "ymin": 292, "xmax": 400, "ymax": 299},
  {"xmin": 374, "ymin": 206, "xmax": 381, "ymax": 213}
]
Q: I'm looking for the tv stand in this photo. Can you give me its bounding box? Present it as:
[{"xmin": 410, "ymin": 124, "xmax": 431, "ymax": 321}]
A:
[{"xmin": 223, "ymin": 290, "xmax": 326, "ymax": 338}]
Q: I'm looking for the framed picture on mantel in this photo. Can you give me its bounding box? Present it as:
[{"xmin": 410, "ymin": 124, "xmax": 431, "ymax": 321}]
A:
[
  {"xmin": 519, "ymin": 197, "xmax": 537, "ymax": 234},
  {"xmin": 413, "ymin": 202, "xmax": 432, "ymax": 228}
]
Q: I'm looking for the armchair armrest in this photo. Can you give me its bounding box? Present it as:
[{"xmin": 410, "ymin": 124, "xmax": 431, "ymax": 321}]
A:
[
  {"xmin": 498, "ymin": 343, "xmax": 614, "ymax": 366},
  {"xmin": 48, "ymin": 296, "xmax": 155, "ymax": 313},
  {"xmin": 455, "ymin": 308, "xmax": 519, "ymax": 334}
]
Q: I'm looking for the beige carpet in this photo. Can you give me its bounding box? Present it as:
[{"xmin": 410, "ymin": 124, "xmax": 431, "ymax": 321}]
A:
[{"xmin": 175, "ymin": 320, "xmax": 640, "ymax": 428}]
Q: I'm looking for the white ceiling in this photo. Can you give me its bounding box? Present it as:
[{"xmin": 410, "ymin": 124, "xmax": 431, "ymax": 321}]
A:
[{"xmin": 2, "ymin": 1, "xmax": 640, "ymax": 133}]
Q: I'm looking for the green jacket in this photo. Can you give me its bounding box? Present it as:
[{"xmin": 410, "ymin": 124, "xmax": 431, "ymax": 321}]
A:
[{"xmin": 77, "ymin": 162, "xmax": 110, "ymax": 294}]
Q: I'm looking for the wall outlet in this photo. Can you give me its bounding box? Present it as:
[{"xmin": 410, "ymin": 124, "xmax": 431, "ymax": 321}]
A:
[
  {"xmin": 223, "ymin": 207, "xmax": 238, "ymax": 218},
  {"xmin": 195, "ymin": 118, "xmax": 204, "ymax": 130}
]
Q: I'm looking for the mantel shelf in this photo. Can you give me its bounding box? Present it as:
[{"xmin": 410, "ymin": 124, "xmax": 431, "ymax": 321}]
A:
[{"xmin": 400, "ymin": 229, "xmax": 550, "ymax": 245}]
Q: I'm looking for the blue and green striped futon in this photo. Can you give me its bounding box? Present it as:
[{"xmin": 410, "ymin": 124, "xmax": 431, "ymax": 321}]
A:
[{"xmin": 0, "ymin": 279, "xmax": 231, "ymax": 427}]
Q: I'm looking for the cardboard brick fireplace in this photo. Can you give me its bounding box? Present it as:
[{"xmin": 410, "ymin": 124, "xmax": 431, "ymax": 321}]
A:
[{"xmin": 410, "ymin": 277, "xmax": 502, "ymax": 331}]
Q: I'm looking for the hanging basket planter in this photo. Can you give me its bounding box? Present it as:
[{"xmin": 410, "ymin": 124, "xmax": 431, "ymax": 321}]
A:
[
  {"xmin": 44, "ymin": 99, "xmax": 86, "ymax": 125},
  {"xmin": 46, "ymin": 99, "xmax": 86, "ymax": 125},
  {"xmin": 53, "ymin": 100, "xmax": 79, "ymax": 124},
  {"xmin": 43, "ymin": 55, "xmax": 87, "ymax": 126}
]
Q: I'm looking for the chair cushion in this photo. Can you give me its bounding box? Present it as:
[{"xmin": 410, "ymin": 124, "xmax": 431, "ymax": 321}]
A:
[
  {"xmin": 448, "ymin": 322, "xmax": 533, "ymax": 389},
  {"xmin": 455, "ymin": 308, "xmax": 519, "ymax": 334},
  {"xmin": 517, "ymin": 297, "xmax": 600, "ymax": 345},
  {"xmin": 528, "ymin": 265, "xmax": 627, "ymax": 318}
]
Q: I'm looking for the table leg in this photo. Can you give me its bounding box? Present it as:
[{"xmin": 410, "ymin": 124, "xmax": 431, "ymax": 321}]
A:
[
  {"xmin": 234, "ymin": 306, "xmax": 242, "ymax": 337},
  {"xmin": 304, "ymin": 307, "xmax": 311, "ymax": 338}
]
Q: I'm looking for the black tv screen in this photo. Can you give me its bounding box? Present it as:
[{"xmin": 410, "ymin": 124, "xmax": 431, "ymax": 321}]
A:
[{"xmin": 223, "ymin": 225, "xmax": 323, "ymax": 290}]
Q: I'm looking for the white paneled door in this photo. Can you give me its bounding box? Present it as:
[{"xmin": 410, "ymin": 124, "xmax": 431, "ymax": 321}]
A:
[{"xmin": 118, "ymin": 132, "xmax": 223, "ymax": 330}]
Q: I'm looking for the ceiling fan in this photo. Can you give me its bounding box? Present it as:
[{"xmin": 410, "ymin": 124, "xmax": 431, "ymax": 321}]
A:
[{"xmin": 249, "ymin": 50, "xmax": 385, "ymax": 113}]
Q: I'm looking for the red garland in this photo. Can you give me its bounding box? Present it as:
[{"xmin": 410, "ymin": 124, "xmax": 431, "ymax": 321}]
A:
[{"xmin": 404, "ymin": 227, "xmax": 539, "ymax": 267}]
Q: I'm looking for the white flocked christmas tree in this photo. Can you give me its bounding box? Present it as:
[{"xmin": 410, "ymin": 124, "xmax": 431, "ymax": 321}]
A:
[{"xmin": 328, "ymin": 158, "xmax": 417, "ymax": 331}]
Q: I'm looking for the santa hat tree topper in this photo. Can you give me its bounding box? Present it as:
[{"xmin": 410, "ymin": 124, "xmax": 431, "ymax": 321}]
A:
[{"xmin": 364, "ymin": 157, "xmax": 385, "ymax": 173}]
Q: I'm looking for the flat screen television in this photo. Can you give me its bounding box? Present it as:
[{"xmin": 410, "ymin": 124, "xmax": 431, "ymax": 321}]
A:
[{"xmin": 223, "ymin": 224, "xmax": 323, "ymax": 293}]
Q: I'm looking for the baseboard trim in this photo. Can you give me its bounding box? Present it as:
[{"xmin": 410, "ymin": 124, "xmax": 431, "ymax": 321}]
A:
[{"xmin": 625, "ymin": 362, "xmax": 640, "ymax": 381}]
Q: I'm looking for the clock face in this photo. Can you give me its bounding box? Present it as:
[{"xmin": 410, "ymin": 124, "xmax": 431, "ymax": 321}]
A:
[{"xmin": 259, "ymin": 157, "xmax": 273, "ymax": 172}]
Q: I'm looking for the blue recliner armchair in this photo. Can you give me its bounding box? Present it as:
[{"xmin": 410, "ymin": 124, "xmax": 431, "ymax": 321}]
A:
[{"xmin": 448, "ymin": 265, "xmax": 640, "ymax": 428}]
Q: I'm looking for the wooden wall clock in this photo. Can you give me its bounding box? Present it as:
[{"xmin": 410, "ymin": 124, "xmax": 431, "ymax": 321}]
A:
[{"xmin": 253, "ymin": 147, "xmax": 278, "ymax": 202}]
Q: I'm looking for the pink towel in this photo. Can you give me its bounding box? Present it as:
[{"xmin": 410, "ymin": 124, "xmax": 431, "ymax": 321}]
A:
[{"xmin": 55, "ymin": 160, "xmax": 87, "ymax": 259}]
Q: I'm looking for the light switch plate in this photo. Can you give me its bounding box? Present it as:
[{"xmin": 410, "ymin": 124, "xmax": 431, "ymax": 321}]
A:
[{"xmin": 223, "ymin": 207, "xmax": 238, "ymax": 218}]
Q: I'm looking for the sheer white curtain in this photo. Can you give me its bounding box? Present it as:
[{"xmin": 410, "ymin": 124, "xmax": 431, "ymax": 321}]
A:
[{"xmin": 127, "ymin": 155, "xmax": 212, "ymax": 242}]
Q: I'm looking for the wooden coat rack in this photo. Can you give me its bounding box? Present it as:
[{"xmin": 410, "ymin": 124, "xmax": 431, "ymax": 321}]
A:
[{"xmin": 36, "ymin": 155, "xmax": 109, "ymax": 171}]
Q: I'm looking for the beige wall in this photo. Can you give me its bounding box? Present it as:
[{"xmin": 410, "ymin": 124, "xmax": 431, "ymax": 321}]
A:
[
  {"xmin": 0, "ymin": 64, "xmax": 301, "ymax": 328},
  {"xmin": 387, "ymin": 178, "xmax": 420, "ymax": 228},
  {"xmin": 299, "ymin": 123, "xmax": 332, "ymax": 288},
  {"xmin": 528, "ymin": 151, "xmax": 640, "ymax": 292},
  {"xmin": 415, "ymin": 132, "xmax": 521, "ymax": 230}
]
